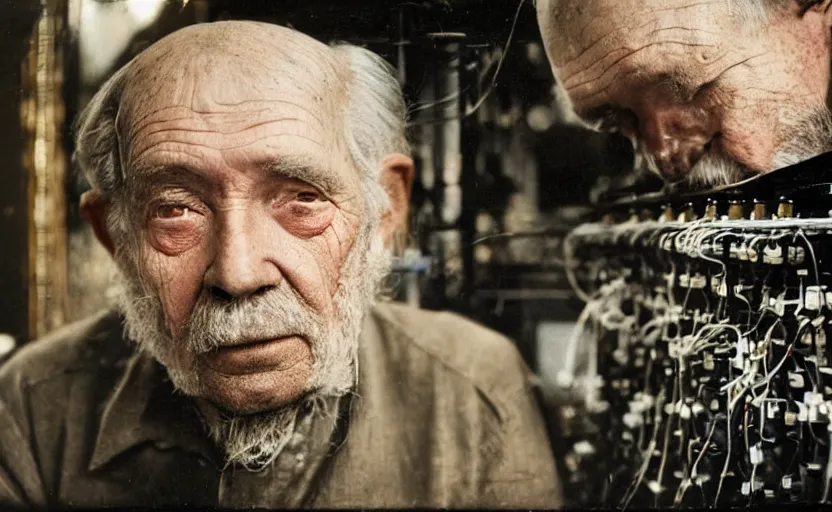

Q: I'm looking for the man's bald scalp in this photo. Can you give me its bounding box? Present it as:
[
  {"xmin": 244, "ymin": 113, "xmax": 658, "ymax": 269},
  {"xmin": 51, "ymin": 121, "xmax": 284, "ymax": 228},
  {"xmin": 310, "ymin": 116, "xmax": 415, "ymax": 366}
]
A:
[
  {"xmin": 119, "ymin": 21, "xmax": 351, "ymax": 136},
  {"xmin": 536, "ymin": 0, "xmax": 796, "ymax": 72},
  {"xmin": 125, "ymin": 20, "xmax": 347, "ymax": 84}
]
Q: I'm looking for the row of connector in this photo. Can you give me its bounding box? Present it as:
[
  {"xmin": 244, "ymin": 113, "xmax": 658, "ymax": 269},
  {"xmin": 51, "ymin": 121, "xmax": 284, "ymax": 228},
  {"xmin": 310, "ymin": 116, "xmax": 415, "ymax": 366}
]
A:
[{"xmin": 602, "ymin": 197, "xmax": 797, "ymax": 225}]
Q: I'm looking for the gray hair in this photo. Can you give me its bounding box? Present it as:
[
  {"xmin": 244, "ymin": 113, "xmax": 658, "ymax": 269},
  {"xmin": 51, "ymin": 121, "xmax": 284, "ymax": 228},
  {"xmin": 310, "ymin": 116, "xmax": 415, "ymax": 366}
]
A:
[
  {"xmin": 729, "ymin": 0, "xmax": 802, "ymax": 23},
  {"xmin": 731, "ymin": 0, "xmax": 770, "ymax": 23},
  {"xmin": 74, "ymin": 37, "xmax": 409, "ymax": 226},
  {"xmin": 331, "ymin": 44, "xmax": 411, "ymax": 171},
  {"xmin": 331, "ymin": 43, "xmax": 411, "ymax": 220}
]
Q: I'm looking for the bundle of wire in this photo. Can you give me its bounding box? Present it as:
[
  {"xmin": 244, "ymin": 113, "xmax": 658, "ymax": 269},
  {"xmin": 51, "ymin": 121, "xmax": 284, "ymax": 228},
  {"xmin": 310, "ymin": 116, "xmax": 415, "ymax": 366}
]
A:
[{"xmin": 557, "ymin": 218, "xmax": 832, "ymax": 508}]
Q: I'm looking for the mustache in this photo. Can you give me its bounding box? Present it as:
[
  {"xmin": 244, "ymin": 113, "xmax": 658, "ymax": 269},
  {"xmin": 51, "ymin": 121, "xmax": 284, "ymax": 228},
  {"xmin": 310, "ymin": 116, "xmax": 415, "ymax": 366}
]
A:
[
  {"xmin": 183, "ymin": 283, "xmax": 324, "ymax": 355},
  {"xmin": 636, "ymin": 147, "xmax": 753, "ymax": 188},
  {"xmin": 684, "ymin": 151, "xmax": 754, "ymax": 187}
]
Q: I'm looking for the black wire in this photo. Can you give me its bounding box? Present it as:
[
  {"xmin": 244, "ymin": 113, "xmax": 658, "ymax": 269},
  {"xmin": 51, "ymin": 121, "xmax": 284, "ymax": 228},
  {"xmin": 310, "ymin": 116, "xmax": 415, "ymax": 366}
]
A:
[{"xmin": 406, "ymin": 0, "xmax": 527, "ymax": 127}]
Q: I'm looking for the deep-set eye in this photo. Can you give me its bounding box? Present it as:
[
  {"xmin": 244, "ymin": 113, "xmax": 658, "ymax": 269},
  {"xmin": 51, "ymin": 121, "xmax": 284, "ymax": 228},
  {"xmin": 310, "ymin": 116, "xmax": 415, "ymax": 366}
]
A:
[
  {"xmin": 296, "ymin": 191, "xmax": 321, "ymax": 203},
  {"xmin": 583, "ymin": 104, "xmax": 637, "ymax": 136},
  {"xmin": 146, "ymin": 202, "xmax": 206, "ymax": 256},
  {"xmin": 154, "ymin": 204, "xmax": 191, "ymax": 219},
  {"xmin": 270, "ymin": 187, "xmax": 335, "ymax": 238},
  {"xmin": 596, "ymin": 109, "xmax": 620, "ymax": 132}
]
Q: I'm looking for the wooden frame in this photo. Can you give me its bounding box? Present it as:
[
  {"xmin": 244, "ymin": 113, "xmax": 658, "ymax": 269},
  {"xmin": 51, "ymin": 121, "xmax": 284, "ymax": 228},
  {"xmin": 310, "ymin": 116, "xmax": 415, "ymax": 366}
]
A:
[{"xmin": 22, "ymin": 0, "xmax": 70, "ymax": 340}]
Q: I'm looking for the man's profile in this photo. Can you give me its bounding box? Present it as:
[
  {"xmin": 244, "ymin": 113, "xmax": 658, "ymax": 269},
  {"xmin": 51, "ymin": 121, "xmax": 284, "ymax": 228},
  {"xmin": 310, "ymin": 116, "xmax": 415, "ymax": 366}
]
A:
[
  {"xmin": 0, "ymin": 21, "xmax": 560, "ymax": 508},
  {"xmin": 537, "ymin": 0, "xmax": 832, "ymax": 185}
]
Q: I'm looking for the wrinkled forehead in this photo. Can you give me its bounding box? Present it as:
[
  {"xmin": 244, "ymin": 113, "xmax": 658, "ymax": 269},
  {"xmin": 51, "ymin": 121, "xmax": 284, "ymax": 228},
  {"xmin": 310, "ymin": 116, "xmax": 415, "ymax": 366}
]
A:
[
  {"xmin": 117, "ymin": 31, "xmax": 350, "ymax": 147},
  {"xmin": 543, "ymin": 0, "xmax": 735, "ymax": 69}
]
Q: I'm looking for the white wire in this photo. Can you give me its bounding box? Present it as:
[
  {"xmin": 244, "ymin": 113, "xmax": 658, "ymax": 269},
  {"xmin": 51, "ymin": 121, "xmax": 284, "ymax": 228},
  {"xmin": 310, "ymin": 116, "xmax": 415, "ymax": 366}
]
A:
[
  {"xmin": 559, "ymin": 301, "xmax": 597, "ymax": 389},
  {"xmin": 795, "ymin": 229, "xmax": 827, "ymax": 309},
  {"xmin": 823, "ymin": 426, "xmax": 832, "ymax": 502},
  {"xmin": 622, "ymin": 389, "xmax": 666, "ymax": 510},
  {"xmin": 564, "ymin": 231, "xmax": 595, "ymax": 303},
  {"xmin": 567, "ymin": 215, "xmax": 832, "ymax": 508}
]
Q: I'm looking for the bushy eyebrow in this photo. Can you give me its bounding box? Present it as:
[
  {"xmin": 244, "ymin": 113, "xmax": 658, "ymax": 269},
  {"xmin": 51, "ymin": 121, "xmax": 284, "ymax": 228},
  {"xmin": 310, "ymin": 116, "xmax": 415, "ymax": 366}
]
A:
[
  {"xmin": 260, "ymin": 156, "xmax": 347, "ymax": 198},
  {"xmin": 652, "ymin": 73, "xmax": 698, "ymax": 102},
  {"xmin": 126, "ymin": 165, "xmax": 212, "ymax": 200},
  {"xmin": 575, "ymin": 71, "xmax": 700, "ymax": 122},
  {"xmin": 127, "ymin": 156, "xmax": 349, "ymax": 199}
]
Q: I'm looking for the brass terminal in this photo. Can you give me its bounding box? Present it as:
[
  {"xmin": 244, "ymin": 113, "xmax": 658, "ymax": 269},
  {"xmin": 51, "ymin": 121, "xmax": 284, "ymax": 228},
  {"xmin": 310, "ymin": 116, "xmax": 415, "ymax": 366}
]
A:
[
  {"xmin": 662, "ymin": 204, "xmax": 674, "ymax": 222},
  {"xmin": 777, "ymin": 197, "xmax": 794, "ymax": 219},
  {"xmin": 680, "ymin": 202, "xmax": 696, "ymax": 222},
  {"xmin": 752, "ymin": 199, "xmax": 766, "ymax": 221},
  {"xmin": 704, "ymin": 199, "xmax": 718, "ymax": 220},
  {"xmin": 728, "ymin": 200, "xmax": 744, "ymax": 220}
]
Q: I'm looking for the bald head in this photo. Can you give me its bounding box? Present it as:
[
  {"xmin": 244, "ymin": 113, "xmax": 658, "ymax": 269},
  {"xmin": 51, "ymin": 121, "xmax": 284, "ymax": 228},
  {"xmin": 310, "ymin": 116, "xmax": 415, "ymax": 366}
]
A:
[
  {"xmin": 128, "ymin": 20, "xmax": 341, "ymax": 71},
  {"xmin": 117, "ymin": 22, "xmax": 351, "ymax": 172},
  {"xmin": 122, "ymin": 21, "xmax": 347, "ymax": 118},
  {"xmin": 536, "ymin": 0, "xmax": 832, "ymax": 185}
]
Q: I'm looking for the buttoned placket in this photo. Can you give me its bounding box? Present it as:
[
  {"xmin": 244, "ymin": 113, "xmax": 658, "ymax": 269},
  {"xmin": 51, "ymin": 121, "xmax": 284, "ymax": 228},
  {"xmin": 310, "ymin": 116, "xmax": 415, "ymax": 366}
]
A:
[{"xmin": 216, "ymin": 412, "xmax": 316, "ymax": 508}]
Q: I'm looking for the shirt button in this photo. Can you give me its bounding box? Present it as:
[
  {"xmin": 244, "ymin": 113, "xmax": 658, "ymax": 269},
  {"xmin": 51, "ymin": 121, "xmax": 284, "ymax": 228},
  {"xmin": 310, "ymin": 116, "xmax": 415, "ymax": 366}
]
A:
[
  {"xmin": 289, "ymin": 433, "xmax": 305, "ymax": 448},
  {"xmin": 154, "ymin": 440, "xmax": 175, "ymax": 450}
]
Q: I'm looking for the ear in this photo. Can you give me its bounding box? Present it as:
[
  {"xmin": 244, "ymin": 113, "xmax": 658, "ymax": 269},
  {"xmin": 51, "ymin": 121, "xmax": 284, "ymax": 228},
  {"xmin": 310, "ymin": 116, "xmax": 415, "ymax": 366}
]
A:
[
  {"xmin": 378, "ymin": 153, "xmax": 414, "ymax": 249},
  {"xmin": 80, "ymin": 190, "xmax": 116, "ymax": 256}
]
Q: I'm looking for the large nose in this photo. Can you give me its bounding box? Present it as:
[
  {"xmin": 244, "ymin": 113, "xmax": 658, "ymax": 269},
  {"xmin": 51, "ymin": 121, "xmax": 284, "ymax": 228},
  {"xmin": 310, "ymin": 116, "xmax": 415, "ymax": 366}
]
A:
[
  {"xmin": 204, "ymin": 209, "xmax": 281, "ymax": 301},
  {"xmin": 639, "ymin": 104, "xmax": 716, "ymax": 182}
]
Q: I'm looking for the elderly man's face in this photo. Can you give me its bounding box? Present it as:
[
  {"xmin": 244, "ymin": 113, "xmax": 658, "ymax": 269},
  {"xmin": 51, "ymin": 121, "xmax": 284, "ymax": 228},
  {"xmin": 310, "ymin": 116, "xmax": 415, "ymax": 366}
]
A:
[
  {"xmin": 538, "ymin": 0, "xmax": 832, "ymax": 184},
  {"xmin": 84, "ymin": 26, "xmax": 408, "ymax": 418},
  {"xmin": 125, "ymin": 48, "xmax": 362, "ymax": 414}
]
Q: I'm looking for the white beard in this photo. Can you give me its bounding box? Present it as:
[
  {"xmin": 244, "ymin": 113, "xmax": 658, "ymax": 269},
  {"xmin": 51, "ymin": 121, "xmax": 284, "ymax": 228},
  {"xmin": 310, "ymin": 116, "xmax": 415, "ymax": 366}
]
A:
[
  {"xmin": 772, "ymin": 105, "xmax": 832, "ymax": 169},
  {"xmin": 109, "ymin": 199, "xmax": 392, "ymax": 470}
]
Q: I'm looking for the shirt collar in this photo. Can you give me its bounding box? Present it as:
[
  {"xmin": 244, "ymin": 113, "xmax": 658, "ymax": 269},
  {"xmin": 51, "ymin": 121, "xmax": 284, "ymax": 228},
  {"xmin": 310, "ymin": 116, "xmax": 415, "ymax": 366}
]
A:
[
  {"xmin": 88, "ymin": 345, "xmax": 351, "ymax": 479},
  {"xmin": 88, "ymin": 349, "xmax": 219, "ymax": 471}
]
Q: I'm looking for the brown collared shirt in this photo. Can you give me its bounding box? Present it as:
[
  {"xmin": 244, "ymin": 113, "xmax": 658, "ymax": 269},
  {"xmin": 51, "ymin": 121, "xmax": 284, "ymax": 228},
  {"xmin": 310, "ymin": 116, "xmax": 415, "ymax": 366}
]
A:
[{"xmin": 0, "ymin": 301, "xmax": 562, "ymax": 508}]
